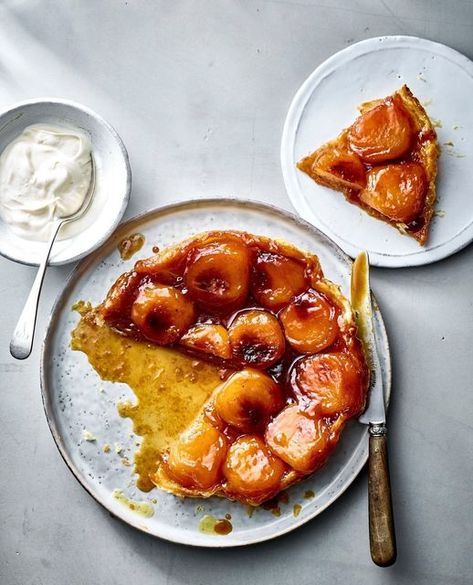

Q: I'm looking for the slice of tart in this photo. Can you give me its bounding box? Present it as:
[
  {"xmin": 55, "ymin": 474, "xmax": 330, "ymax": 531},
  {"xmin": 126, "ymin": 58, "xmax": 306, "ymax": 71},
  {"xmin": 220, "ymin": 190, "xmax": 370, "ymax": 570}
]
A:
[
  {"xmin": 74, "ymin": 231, "xmax": 369, "ymax": 506},
  {"xmin": 297, "ymin": 85, "xmax": 439, "ymax": 245}
]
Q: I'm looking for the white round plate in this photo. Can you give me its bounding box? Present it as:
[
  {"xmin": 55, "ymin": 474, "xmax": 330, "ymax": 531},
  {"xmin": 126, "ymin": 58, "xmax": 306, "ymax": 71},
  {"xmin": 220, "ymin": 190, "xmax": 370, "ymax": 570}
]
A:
[
  {"xmin": 0, "ymin": 99, "xmax": 131, "ymax": 266},
  {"xmin": 281, "ymin": 36, "xmax": 473, "ymax": 268},
  {"xmin": 42, "ymin": 200, "xmax": 391, "ymax": 546}
]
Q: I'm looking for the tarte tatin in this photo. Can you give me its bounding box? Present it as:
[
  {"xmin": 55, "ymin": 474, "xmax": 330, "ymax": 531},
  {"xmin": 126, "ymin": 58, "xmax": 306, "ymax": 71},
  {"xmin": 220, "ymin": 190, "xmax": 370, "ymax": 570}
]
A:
[
  {"xmin": 85, "ymin": 231, "xmax": 369, "ymax": 505},
  {"xmin": 297, "ymin": 85, "xmax": 439, "ymax": 245}
]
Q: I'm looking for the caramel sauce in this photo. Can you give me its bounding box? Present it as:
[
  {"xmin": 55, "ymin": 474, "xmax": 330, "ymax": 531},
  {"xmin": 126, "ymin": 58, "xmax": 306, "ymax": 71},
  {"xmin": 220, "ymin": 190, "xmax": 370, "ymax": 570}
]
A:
[
  {"xmin": 71, "ymin": 305, "xmax": 223, "ymax": 491},
  {"xmin": 293, "ymin": 503, "xmax": 302, "ymax": 517},
  {"xmin": 118, "ymin": 233, "xmax": 145, "ymax": 261},
  {"xmin": 279, "ymin": 491, "xmax": 289, "ymax": 504},
  {"xmin": 198, "ymin": 514, "xmax": 233, "ymax": 535},
  {"xmin": 303, "ymin": 489, "xmax": 315, "ymax": 499},
  {"xmin": 112, "ymin": 489, "xmax": 154, "ymax": 518},
  {"xmin": 262, "ymin": 490, "xmax": 290, "ymax": 516},
  {"xmin": 405, "ymin": 216, "xmax": 425, "ymax": 234},
  {"xmin": 329, "ymin": 160, "xmax": 364, "ymax": 185},
  {"xmin": 72, "ymin": 300, "xmax": 92, "ymax": 316}
]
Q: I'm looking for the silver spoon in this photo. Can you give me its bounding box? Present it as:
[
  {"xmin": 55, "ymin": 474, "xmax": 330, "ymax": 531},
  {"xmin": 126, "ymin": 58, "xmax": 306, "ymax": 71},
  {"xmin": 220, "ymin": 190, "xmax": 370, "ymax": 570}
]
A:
[{"xmin": 10, "ymin": 157, "xmax": 96, "ymax": 360}]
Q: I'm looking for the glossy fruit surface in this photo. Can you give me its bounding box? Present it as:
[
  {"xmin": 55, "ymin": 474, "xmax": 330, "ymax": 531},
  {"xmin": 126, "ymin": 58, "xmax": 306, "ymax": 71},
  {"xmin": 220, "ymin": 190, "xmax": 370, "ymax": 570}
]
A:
[
  {"xmin": 280, "ymin": 290, "xmax": 339, "ymax": 353},
  {"xmin": 180, "ymin": 323, "xmax": 231, "ymax": 359},
  {"xmin": 166, "ymin": 420, "xmax": 227, "ymax": 490},
  {"xmin": 223, "ymin": 435, "xmax": 286, "ymax": 498},
  {"xmin": 360, "ymin": 162, "xmax": 427, "ymax": 223},
  {"xmin": 314, "ymin": 144, "xmax": 366, "ymax": 189},
  {"xmin": 101, "ymin": 271, "xmax": 142, "ymax": 324},
  {"xmin": 348, "ymin": 98, "xmax": 413, "ymax": 163},
  {"xmin": 265, "ymin": 405, "xmax": 337, "ymax": 473},
  {"xmin": 291, "ymin": 352, "xmax": 365, "ymax": 417},
  {"xmin": 228, "ymin": 310, "xmax": 286, "ymax": 368},
  {"xmin": 184, "ymin": 240, "xmax": 250, "ymax": 310},
  {"xmin": 251, "ymin": 251, "xmax": 308, "ymax": 310},
  {"xmin": 131, "ymin": 284, "xmax": 195, "ymax": 344},
  {"xmin": 214, "ymin": 369, "xmax": 284, "ymax": 433}
]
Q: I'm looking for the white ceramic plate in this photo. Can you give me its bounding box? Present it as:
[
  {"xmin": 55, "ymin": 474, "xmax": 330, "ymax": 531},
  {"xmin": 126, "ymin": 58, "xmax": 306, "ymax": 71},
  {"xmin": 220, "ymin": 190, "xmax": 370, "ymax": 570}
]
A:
[
  {"xmin": 41, "ymin": 199, "xmax": 391, "ymax": 547},
  {"xmin": 0, "ymin": 99, "xmax": 131, "ymax": 266},
  {"xmin": 281, "ymin": 36, "xmax": 473, "ymax": 268}
]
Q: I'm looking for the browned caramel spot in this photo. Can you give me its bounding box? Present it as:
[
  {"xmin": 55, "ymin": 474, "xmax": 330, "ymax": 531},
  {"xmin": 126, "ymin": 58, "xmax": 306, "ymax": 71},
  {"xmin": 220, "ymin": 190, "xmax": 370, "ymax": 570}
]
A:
[
  {"xmin": 198, "ymin": 514, "xmax": 233, "ymax": 535},
  {"xmin": 214, "ymin": 519, "xmax": 233, "ymax": 535},
  {"xmin": 118, "ymin": 233, "xmax": 146, "ymax": 261},
  {"xmin": 71, "ymin": 307, "xmax": 223, "ymax": 491},
  {"xmin": 279, "ymin": 491, "xmax": 290, "ymax": 505},
  {"xmin": 329, "ymin": 160, "xmax": 365, "ymax": 185}
]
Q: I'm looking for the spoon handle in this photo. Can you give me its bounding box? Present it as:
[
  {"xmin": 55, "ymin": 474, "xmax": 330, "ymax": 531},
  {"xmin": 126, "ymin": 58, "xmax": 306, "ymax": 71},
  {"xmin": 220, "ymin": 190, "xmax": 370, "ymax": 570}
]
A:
[{"xmin": 10, "ymin": 220, "xmax": 63, "ymax": 360}]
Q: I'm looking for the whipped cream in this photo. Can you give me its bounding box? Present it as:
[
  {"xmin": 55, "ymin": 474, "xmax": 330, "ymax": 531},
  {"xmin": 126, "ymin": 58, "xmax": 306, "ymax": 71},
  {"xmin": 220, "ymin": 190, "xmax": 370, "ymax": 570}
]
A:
[{"xmin": 0, "ymin": 123, "xmax": 92, "ymax": 241}]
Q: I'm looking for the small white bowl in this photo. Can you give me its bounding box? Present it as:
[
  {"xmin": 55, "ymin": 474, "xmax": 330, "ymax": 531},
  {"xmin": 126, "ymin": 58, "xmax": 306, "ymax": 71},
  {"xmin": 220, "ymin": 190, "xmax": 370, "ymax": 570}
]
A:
[{"xmin": 0, "ymin": 98, "xmax": 131, "ymax": 266}]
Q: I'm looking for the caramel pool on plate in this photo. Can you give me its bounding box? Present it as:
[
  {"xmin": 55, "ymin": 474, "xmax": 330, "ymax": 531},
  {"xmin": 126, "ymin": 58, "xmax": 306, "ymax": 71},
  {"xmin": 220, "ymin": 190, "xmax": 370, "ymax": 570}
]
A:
[{"xmin": 71, "ymin": 305, "xmax": 225, "ymax": 491}]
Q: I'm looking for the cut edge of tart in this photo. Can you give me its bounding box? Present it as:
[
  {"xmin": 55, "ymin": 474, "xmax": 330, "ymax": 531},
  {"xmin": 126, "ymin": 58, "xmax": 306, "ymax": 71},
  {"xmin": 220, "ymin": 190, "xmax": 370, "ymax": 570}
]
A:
[
  {"xmin": 297, "ymin": 85, "xmax": 439, "ymax": 245},
  {"xmin": 91, "ymin": 230, "xmax": 369, "ymax": 506}
]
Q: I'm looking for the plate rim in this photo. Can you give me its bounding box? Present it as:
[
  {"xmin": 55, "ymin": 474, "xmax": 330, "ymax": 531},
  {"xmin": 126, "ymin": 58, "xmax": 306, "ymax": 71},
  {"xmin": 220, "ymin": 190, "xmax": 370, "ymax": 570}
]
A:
[
  {"xmin": 40, "ymin": 198, "xmax": 392, "ymax": 547},
  {"xmin": 281, "ymin": 35, "xmax": 473, "ymax": 268},
  {"xmin": 0, "ymin": 97, "xmax": 132, "ymax": 267}
]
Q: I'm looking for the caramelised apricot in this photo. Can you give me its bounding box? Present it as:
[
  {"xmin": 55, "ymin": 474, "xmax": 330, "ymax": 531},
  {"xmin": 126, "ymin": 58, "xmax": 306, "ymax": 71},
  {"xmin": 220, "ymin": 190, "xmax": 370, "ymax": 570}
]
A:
[
  {"xmin": 290, "ymin": 353, "xmax": 365, "ymax": 417},
  {"xmin": 280, "ymin": 290, "xmax": 339, "ymax": 353},
  {"xmin": 184, "ymin": 240, "xmax": 250, "ymax": 311},
  {"xmin": 228, "ymin": 310, "xmax": 285, "ymax": 368},
  {"xmin": 348, "ymin": 98, "xmax": 413, "ymax": 163},
  {"xmin": 360, "ymin": 162, "xmax": 427, "ymax": 223},
  {"xmin": 180, "ymin": 324, "xmax": 231, "ymax": 360},
  {"xmin": 223, "ymin": 435, "xmax": 286, "ymax": 500},
  {"xmin": 131, "ymin": 284, "xmax": 195, "ymax": 345},
  {"xmin": 134, "ymin": 245, "xmax": 187, "ymax": 284},
  {"xmin": 214, "ymin": 369, "xmax": 284, "ymax": 433},
  {"xmin": 265, "ymin": 405, "xmax": 339, "ymax": 474},
  {"xmin": 312, "ymin": 144, "xmax": 366, "ymax": 189},
  {"xmin": 251, "ymin": 251, "xmax": 308, "ymax": 310},
  {"xmin": 100, "ymin": 271, "xmax": 142, "ymax": 325},
  {"xmin": 165, "ymin": 420, "xmax": 228, "ymax": 490}
]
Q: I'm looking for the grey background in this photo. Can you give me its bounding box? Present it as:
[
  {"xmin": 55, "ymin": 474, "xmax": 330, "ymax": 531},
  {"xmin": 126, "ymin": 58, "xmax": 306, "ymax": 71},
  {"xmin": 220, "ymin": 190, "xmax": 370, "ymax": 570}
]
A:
[{"xmin": 1, "ymin": 1, "xmax": 472, "ymax": 584}]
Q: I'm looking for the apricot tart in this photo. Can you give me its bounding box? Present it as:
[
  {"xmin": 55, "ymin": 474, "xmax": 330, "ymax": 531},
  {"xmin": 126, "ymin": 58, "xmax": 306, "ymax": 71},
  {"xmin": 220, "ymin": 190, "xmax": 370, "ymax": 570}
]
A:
[
  {"xmin": 97, "ymin": 231, "xmax": 369, "ymax": 505},
  {"xmin": 297, "ymin": 85, "xmax": 439, "ymax": 245}
]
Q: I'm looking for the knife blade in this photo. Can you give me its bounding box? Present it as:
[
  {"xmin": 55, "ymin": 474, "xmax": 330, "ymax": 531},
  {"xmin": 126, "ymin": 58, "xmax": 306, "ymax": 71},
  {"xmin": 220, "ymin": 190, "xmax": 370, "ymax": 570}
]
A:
[
  {"xmin": 351, "ymin": 251, "xmax": 385, "ymax": 425},
  {"xmin": 351, "ymin": 251, "xmax": 396, "ymax": 567}
]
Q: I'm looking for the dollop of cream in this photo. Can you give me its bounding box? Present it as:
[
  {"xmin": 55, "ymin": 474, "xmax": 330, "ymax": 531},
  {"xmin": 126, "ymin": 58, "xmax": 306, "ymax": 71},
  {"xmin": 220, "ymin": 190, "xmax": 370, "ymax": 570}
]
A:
[{"xmin": 0, "ymin": 123, "xmax": 92, "ymax": 241}]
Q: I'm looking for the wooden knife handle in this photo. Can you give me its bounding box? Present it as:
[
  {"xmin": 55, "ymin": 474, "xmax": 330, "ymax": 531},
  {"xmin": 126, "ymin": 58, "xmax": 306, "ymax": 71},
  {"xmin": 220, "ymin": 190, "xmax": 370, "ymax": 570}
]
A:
[{"xmin": 368, "ymin": 424, "xmax": 397, "ymax": 566}]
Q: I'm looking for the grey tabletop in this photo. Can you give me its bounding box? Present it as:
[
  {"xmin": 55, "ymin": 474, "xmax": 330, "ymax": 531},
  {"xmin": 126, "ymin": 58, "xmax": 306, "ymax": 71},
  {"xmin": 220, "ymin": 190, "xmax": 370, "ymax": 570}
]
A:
[{"xmin": 1, "ymin": 1, "xmax": 472, "ymax": 584}]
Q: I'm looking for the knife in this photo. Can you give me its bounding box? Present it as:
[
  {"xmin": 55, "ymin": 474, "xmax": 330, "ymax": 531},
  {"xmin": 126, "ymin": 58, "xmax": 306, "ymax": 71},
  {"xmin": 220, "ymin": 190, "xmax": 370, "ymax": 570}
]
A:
[{"xmin": 351, "ymin": 251, "xmax": 396, "ymax": 567}]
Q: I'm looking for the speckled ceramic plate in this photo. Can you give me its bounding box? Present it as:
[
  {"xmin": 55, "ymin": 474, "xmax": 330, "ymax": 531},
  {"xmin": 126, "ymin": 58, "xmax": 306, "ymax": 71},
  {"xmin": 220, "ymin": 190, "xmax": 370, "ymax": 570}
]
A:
[
  {"xmin": 281, "ymin": 36, "xmax": 473, "ymax": 267},
  {"xmin": 41, "ymin": 199, "xmax": 391, "ymax": 547}
]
